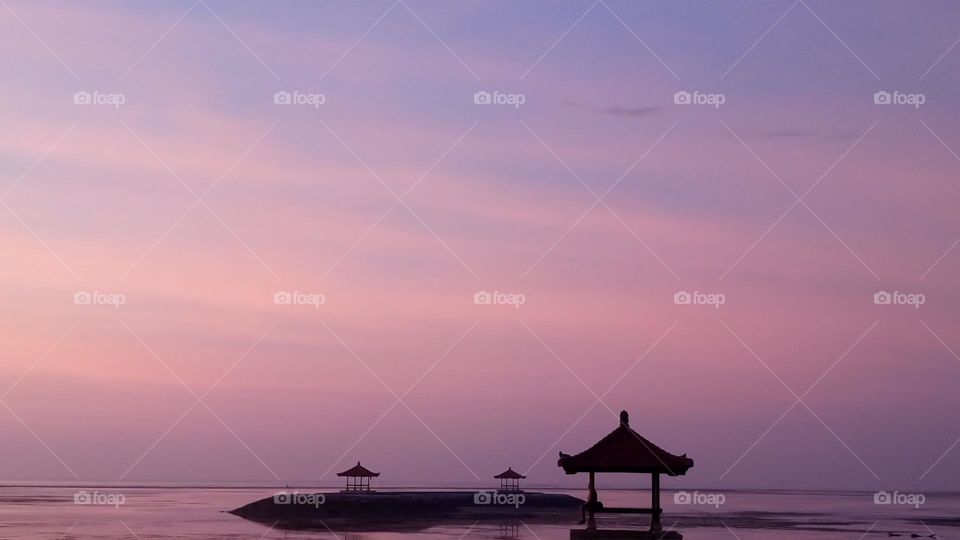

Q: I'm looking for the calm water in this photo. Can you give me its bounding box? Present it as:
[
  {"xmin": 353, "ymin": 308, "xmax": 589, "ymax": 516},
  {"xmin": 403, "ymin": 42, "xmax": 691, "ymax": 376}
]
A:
[{"xmin": 0, "ymin": 486, "xmax": 956, "ymax": 539}]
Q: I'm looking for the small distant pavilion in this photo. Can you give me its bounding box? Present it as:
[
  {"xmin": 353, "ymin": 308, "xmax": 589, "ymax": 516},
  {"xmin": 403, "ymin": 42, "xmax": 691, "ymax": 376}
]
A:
[
  {"xmin": 558, "ymin": 411, "xmax": 693, "ymax": 533},
  {"xmin": 494, "ymin": 467, "xmax": 526, "ymax": 493},
  {"xmin": 336, "ymin": 462, "xmax": 380, "ymax": 492}
]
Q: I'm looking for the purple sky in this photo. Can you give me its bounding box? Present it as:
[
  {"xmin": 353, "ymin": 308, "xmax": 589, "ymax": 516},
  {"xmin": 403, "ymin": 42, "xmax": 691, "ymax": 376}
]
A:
[{"xmin": 1, "ymin": 1, "xmax": 960, "ymax": 491}]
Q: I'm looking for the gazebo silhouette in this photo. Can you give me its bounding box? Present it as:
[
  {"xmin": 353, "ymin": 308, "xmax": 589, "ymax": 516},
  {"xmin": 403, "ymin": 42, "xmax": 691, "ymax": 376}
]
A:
[
  {"xmin": 558, "ymin": 410, "xmax": 693, "ymax": 533},
  {"xmin": 336, "ymin": 462, "xmax": 380, "ymax": 493},
  {"xmin": 493, "ymin": 467, "xmax": 525, "ymax": 493}
]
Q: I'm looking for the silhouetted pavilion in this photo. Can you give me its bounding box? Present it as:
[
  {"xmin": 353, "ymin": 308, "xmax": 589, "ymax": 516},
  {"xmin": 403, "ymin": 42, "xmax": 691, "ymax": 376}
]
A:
[
  {"xmin": 336, "ymin": 462, "xmax": 380, "ymax": 492},
  {"xmin": 494, "ymin": 467, "xmax": 525, "ymax": 493},
  {"xmin": 558, "ymin": 411, "xmax": 693, "ymax": 533}
]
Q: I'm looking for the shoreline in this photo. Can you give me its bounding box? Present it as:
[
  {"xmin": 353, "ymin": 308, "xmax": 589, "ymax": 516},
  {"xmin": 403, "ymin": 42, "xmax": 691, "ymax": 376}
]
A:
[{"xmin": 0, "ymin": 483, "xmax": 956, "ymax": 497}]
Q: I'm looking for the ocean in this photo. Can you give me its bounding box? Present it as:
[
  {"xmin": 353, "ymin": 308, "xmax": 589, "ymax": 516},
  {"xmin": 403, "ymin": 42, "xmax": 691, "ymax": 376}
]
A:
[{"xmin": 0, "ymin": 486, "xmax": 955, "ymax": 538}]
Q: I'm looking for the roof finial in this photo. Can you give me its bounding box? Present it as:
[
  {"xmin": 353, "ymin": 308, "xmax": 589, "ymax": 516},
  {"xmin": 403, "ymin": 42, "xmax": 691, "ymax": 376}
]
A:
[{"xmin": 620, "ymin": 410, "xmax": 629, "ymax": 426}]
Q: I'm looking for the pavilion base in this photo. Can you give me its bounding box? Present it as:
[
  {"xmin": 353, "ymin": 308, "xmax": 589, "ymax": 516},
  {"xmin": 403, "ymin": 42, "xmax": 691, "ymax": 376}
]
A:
[{"xmin": 570, "ymin": 529, "xmax": 681, "ymax": 539}]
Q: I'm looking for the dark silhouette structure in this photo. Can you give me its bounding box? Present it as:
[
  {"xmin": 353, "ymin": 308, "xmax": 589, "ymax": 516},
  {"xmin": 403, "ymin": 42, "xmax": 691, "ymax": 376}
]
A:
[
  {"xmin": 494, "ymin": 467, "xmax": 526, "ymax": 493},
  {"xmin": 558, "ymin": 411, "xmax": 693, "ymax": 533},
  {"xmin": 337, "ymin": 462, "xmax": 380, "ymax": 492}
]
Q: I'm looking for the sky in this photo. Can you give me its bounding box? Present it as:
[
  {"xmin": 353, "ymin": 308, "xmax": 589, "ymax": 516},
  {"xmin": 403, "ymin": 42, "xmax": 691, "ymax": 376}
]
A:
[{"xmin": 1, "ymin": 0, "xmax": 960, "ymax": 492}]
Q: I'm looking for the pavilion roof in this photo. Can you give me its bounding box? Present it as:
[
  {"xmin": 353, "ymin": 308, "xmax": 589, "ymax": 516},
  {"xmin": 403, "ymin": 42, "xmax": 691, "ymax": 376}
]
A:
[
  {"xmin": 336, "ymin": 462, "xmax": 381, "ymax": 477},
  {"xmin": 494, "ymin": 467, "xmax": 526, "ymax": 479},
  {"xmin": 557, "ymin": 411, "xmax": 693, "ymax": 476}
]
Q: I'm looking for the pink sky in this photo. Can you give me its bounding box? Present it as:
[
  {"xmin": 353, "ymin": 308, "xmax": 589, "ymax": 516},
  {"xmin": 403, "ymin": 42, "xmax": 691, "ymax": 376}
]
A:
[{"xmin": 1, "ymin": 1, "xmax": 960, "ymax": 491}]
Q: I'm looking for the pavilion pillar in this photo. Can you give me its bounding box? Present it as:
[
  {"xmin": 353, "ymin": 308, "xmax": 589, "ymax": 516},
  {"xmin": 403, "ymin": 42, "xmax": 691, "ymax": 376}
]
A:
[
  {"xmin": 586, "ymin": 471, "xmax": 597, "ymax": 529},
  {"xmin": 650, "ymin": 473, "xmax": 662, "ymax": 533}
]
